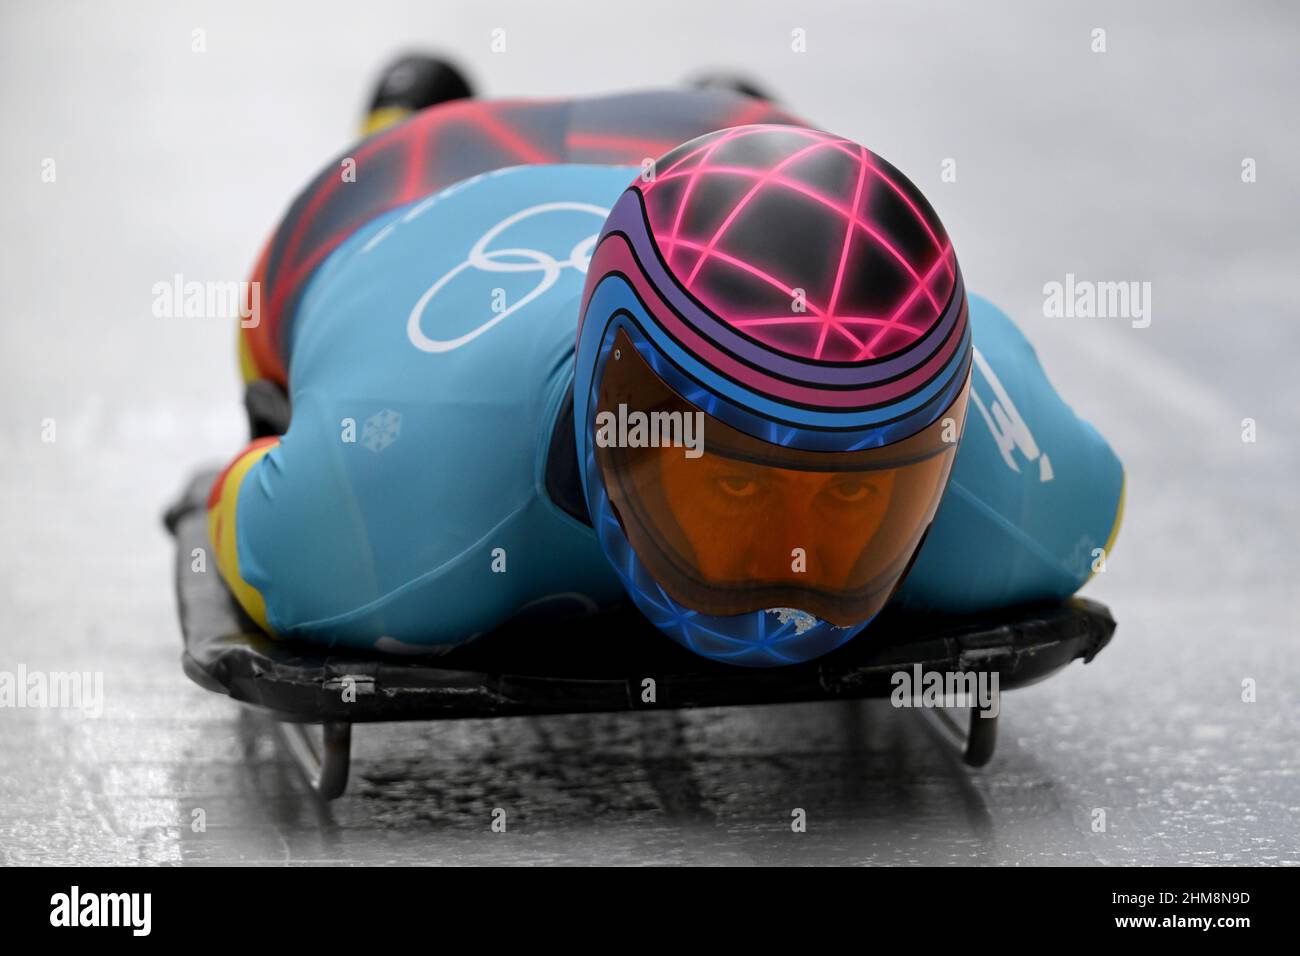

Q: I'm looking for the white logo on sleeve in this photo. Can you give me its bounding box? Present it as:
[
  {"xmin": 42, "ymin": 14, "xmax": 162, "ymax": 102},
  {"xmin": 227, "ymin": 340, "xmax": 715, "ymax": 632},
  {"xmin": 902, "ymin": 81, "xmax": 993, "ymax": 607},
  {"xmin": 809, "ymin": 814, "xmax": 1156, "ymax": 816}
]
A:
[
  {"xmin": 407, "ymin": 201, "xmax": 609, "ymax": 353},
  {"xmin": 970, "ymin": 347, "xmax": 1053, "ymax": 482}
]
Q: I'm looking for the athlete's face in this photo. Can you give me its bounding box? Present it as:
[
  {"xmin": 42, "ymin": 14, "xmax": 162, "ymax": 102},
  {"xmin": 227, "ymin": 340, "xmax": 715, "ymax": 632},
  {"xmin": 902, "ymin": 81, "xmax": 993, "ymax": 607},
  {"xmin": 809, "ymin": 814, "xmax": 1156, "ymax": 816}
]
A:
[{"xmin": 655, "ymin": 449, "xmax": 897, "ymax": 587}]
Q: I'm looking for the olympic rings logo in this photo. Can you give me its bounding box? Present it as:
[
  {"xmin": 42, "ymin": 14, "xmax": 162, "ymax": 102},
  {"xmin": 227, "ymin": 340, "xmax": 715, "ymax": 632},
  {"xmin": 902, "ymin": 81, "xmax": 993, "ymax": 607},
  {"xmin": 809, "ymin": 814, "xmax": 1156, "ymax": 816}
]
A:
[{"xmin": 407, "ymin": 201, "xmax": 609, "ymax": 353}]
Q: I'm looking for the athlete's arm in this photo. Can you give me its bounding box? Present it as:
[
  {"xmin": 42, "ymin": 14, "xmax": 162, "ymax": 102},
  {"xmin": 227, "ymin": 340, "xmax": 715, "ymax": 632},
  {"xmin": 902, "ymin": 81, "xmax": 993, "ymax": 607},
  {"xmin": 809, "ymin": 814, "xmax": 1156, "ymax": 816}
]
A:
[
  {"xmin": 892, "ymin": 295, "xmax": 1125, "ymax": 614},
  {"xmin": 207, "ymin": 437, "xmax": 279, "ymax": 633},
  {"xmin": 205, "ymin": 401, "xmax": 389, "ymax": 643}
]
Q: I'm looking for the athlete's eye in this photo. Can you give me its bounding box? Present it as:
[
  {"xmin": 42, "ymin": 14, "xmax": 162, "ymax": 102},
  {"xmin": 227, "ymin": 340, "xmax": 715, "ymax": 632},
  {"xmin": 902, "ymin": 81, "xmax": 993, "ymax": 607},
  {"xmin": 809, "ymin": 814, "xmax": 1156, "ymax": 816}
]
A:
[
  {"xmin": 716, "ymin": 475, "xmax": 760, "ymax": 498},
  {"xmin": 826, "ymin": 478, "xmax": 876, "ymax": 503}
]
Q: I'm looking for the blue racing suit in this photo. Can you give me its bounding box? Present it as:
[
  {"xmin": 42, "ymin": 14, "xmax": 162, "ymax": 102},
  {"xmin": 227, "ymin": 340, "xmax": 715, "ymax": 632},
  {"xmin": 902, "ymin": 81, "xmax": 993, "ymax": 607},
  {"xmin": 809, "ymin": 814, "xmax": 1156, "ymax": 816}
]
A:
[{"xmin": 208, "ymin": 93, "xmax": 1123, "ymax": 654}]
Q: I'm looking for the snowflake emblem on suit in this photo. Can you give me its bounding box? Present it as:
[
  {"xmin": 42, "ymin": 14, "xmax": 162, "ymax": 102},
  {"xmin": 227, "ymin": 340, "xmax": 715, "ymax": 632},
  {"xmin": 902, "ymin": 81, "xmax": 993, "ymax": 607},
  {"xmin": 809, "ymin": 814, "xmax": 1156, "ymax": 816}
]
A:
[{"xmin": 361, "ymin": 409, "xmax": 402, "ymax": 452}]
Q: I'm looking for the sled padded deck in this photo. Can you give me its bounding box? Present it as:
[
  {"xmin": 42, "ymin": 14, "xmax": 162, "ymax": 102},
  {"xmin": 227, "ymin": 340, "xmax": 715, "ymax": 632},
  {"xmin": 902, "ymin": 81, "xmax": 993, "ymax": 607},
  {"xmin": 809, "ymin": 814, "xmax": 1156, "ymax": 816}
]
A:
[{"xmin": 167, "ymin": 469, "xmax": 1115, "ymax": 724}]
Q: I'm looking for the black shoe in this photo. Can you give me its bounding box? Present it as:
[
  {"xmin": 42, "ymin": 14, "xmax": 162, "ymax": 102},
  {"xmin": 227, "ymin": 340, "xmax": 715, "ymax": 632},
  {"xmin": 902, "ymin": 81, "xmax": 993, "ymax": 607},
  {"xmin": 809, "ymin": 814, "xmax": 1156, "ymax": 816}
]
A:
[
  {"xmin": 689, "ymin": 71, "xmax": 775, "ymax": 103},
  {"xmin": 367, "ymin": 53, "xmax": 474, "ymax": 118}
]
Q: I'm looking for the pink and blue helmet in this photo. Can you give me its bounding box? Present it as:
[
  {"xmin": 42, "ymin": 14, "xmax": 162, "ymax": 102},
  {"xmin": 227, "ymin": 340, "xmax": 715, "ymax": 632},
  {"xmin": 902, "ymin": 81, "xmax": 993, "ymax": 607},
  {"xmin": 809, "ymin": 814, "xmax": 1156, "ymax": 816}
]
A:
[{"xmin": 576, "ymin": 125, "xmax": 972, "ymax": 666}]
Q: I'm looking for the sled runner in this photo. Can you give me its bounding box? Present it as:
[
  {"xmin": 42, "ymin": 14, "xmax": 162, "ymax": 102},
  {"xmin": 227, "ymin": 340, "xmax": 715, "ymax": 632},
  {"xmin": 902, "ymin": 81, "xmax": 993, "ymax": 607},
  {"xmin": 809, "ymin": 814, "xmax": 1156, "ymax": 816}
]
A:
[{"xmin": 165, "ymin": 463, "xmax": 1116, "ymax": 801}]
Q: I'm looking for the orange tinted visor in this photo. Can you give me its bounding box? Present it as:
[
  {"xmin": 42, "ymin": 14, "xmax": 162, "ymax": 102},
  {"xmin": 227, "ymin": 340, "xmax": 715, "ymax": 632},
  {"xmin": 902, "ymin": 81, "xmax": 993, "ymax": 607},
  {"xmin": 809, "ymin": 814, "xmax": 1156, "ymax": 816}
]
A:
[{"xmin": 594, "ymin": 328, "xmax": 969, "ymax": 626}]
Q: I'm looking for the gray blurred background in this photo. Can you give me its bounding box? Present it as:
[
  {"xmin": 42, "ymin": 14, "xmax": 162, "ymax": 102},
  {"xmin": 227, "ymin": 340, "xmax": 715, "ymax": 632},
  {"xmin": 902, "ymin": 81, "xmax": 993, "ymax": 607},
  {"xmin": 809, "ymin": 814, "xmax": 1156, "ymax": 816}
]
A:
[{"xmin": 0, "ymin": 0, "xmax": 1296, "ymax": 864}]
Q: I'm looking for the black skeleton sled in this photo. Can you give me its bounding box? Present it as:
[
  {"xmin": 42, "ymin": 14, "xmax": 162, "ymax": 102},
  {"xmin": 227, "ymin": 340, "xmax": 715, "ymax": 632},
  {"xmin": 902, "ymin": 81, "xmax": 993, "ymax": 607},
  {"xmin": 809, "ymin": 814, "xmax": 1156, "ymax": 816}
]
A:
[{"xmin": 163, "ymin": 386, "xmax": 1116, "ymax": 800}]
